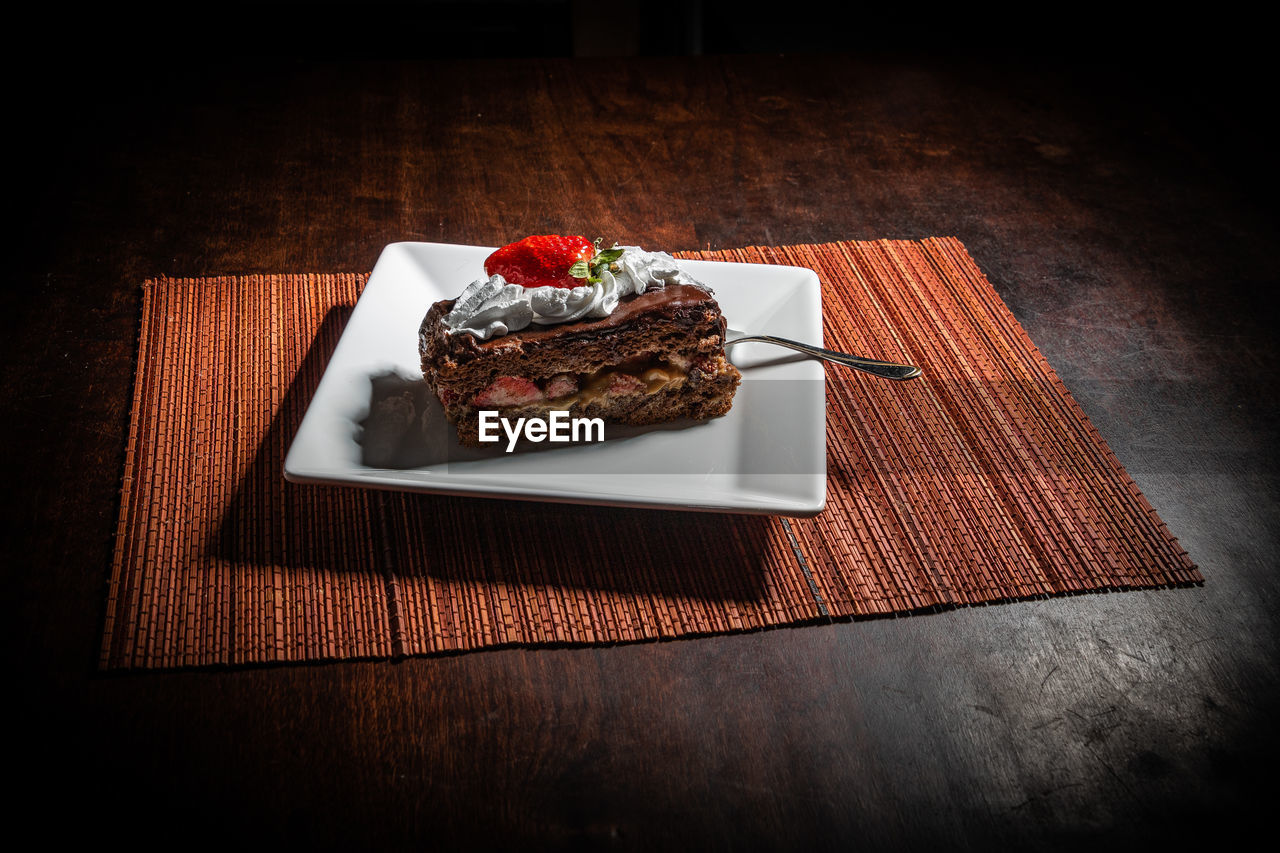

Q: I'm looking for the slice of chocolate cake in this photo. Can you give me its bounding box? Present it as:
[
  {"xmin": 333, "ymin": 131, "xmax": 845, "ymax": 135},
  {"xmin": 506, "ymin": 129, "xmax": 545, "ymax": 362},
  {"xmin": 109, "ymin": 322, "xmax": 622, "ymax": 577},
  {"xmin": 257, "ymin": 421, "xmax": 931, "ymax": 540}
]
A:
[{"xmin": 418, "ymin": 239, "xmax": 741, "ymax": 448}]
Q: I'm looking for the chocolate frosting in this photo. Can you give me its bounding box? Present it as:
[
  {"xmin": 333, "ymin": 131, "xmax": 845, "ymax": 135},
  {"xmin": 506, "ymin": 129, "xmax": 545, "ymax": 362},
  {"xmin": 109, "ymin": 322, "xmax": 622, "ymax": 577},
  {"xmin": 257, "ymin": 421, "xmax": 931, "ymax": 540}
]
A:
[{"xmin": 444, "ymin": 283, "xmax": 716, "ymax": 352}]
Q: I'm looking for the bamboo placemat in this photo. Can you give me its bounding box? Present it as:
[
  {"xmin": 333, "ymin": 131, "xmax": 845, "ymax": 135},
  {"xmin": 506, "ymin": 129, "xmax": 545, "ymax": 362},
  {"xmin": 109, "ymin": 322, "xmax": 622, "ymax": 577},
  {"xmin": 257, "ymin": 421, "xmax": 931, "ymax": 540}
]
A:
[{"xmin": 100, "ymin": 239, "xmax": 1200, "ymax": 669}]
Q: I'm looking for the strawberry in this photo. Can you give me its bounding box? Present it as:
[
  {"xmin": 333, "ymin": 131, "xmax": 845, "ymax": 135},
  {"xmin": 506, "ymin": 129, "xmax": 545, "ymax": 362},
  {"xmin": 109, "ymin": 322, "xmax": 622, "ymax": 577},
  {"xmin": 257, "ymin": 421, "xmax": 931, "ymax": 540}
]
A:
[
  {"xmin": 605, "ymin": 373, "xmax": 646, "ymax": 396},
  {"xmin": 472, "ymin": 376, "xmax": 545, "ymax": 407},
  {"xmin": 484, "ymin": 235, "xmax": 625, "ymax": 290},
  {"xmin": 544, "ymin": 373, "xmax": 580, "ymax": 399}
]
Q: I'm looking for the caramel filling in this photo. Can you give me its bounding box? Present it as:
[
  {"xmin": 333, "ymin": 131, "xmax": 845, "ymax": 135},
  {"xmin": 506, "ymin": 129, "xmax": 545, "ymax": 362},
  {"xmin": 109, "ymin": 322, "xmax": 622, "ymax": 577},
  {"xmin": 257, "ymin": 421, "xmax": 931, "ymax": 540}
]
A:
[{"xmin": 549, "ymin": 357, "xmax": 687, "ymax": 410}]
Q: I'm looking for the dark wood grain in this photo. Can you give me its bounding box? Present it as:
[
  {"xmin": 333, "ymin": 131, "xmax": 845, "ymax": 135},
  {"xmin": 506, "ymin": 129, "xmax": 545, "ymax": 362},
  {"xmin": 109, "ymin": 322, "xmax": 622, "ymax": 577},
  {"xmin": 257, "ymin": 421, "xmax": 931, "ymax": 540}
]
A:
[{"xmin": 7, "ymin": 35, "xmax": 1277, "ymax": 851}]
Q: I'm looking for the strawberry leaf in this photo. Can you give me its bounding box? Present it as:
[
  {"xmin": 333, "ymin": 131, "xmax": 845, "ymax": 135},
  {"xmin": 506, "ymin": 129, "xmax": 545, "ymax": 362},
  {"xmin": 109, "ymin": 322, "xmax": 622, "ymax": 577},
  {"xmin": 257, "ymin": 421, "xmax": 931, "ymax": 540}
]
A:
[
  {"xmin": 585, "ymin": 246, "xmax": 625, "ymax": 282},
  {"xmin": 567, "ymin": 243, "xmax": 625, "ymax": 285}
]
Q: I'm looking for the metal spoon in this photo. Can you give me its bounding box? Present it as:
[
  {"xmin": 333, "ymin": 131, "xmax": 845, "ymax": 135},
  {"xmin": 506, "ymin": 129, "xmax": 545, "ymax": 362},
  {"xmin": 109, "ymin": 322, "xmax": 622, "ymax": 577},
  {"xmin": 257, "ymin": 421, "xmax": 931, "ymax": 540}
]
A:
[{"xmin": 726, "ymin": 330, "xmax": 922, "ymax": 381}]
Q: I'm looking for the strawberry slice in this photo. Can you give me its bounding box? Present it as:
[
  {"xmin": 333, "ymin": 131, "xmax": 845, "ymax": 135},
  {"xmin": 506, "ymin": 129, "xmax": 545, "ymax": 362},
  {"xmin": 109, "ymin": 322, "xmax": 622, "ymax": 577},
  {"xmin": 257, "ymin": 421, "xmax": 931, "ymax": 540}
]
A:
[
  {"xmin": 606, "ymin": 373, "xmax": 646, "ymax": 395},
  {"xmin": 484, "ymin": 235, "xmax": 625, "ymax": 290},
  {"xmin": 472, "ymin": 376, "xmax": 545, "ymax": 407},
  {"xmin": 544, "ymin": 373, "xmax": 580, "ymax": 399}
]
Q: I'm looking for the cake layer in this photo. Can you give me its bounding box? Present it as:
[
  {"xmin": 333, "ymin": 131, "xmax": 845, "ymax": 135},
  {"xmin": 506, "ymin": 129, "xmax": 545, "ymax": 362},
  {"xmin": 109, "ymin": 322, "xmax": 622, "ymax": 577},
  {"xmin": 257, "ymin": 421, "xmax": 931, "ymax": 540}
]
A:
[
  {"xmin": 422, "ymin": 285, "xmax": 731, "ymax": 394},
  {"xmin": 447, "ymin": 353, "xmax": 741, "ymax": 447},
  {"xmin": 422, "ymin": 285, "xmax": 719, "ymax": 366}
]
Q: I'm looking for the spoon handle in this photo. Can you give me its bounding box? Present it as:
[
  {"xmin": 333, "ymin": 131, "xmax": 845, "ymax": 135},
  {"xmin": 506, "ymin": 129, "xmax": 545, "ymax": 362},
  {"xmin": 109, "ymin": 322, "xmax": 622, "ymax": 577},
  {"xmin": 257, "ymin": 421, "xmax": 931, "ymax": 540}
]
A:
[{"xmin": 726, "ymin": 334, "xmax": 922, "ymax": 381}]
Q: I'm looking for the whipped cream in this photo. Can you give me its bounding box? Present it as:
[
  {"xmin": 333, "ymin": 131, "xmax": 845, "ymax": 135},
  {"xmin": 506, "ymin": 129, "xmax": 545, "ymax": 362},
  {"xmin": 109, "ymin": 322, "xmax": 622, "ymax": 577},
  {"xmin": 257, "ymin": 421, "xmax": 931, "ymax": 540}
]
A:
[{"xmin": 441, "ymin": 246, "xmax": 705, "ymax": 341}]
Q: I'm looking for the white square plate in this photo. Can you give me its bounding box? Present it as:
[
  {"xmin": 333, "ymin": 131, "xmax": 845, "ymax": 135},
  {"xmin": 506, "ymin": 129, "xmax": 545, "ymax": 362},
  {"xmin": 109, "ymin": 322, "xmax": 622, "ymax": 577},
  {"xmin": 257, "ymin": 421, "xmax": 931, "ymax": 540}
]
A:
[{"xmin": 284, "ymin": 242, "xmax": 827, "ymax": 516}]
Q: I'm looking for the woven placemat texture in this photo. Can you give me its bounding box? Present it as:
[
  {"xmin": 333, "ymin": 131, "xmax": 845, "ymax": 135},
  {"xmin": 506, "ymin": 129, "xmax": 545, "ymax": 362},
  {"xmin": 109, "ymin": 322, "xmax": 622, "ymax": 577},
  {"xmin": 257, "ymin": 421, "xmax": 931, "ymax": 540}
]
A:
[{"xmin": 100, "ymin": 239, "xmax": 1200, "ymax": 669}]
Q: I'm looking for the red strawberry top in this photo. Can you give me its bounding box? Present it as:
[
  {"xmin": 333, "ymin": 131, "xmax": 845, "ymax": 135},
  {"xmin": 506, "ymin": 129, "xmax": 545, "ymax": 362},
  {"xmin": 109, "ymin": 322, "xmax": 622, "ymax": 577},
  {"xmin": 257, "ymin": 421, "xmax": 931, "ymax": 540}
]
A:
[{"xmin": 484, "ymin": 235, "xmax": 624, "ymax": 290}]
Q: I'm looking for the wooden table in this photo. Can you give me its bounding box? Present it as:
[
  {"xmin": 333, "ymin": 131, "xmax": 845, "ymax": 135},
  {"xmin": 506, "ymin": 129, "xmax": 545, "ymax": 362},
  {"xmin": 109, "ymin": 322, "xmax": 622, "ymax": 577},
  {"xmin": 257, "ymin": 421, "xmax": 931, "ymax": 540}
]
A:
[{"xmin": 9, "ymin": 41, "xmax": 1277, "ymax": 849}]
